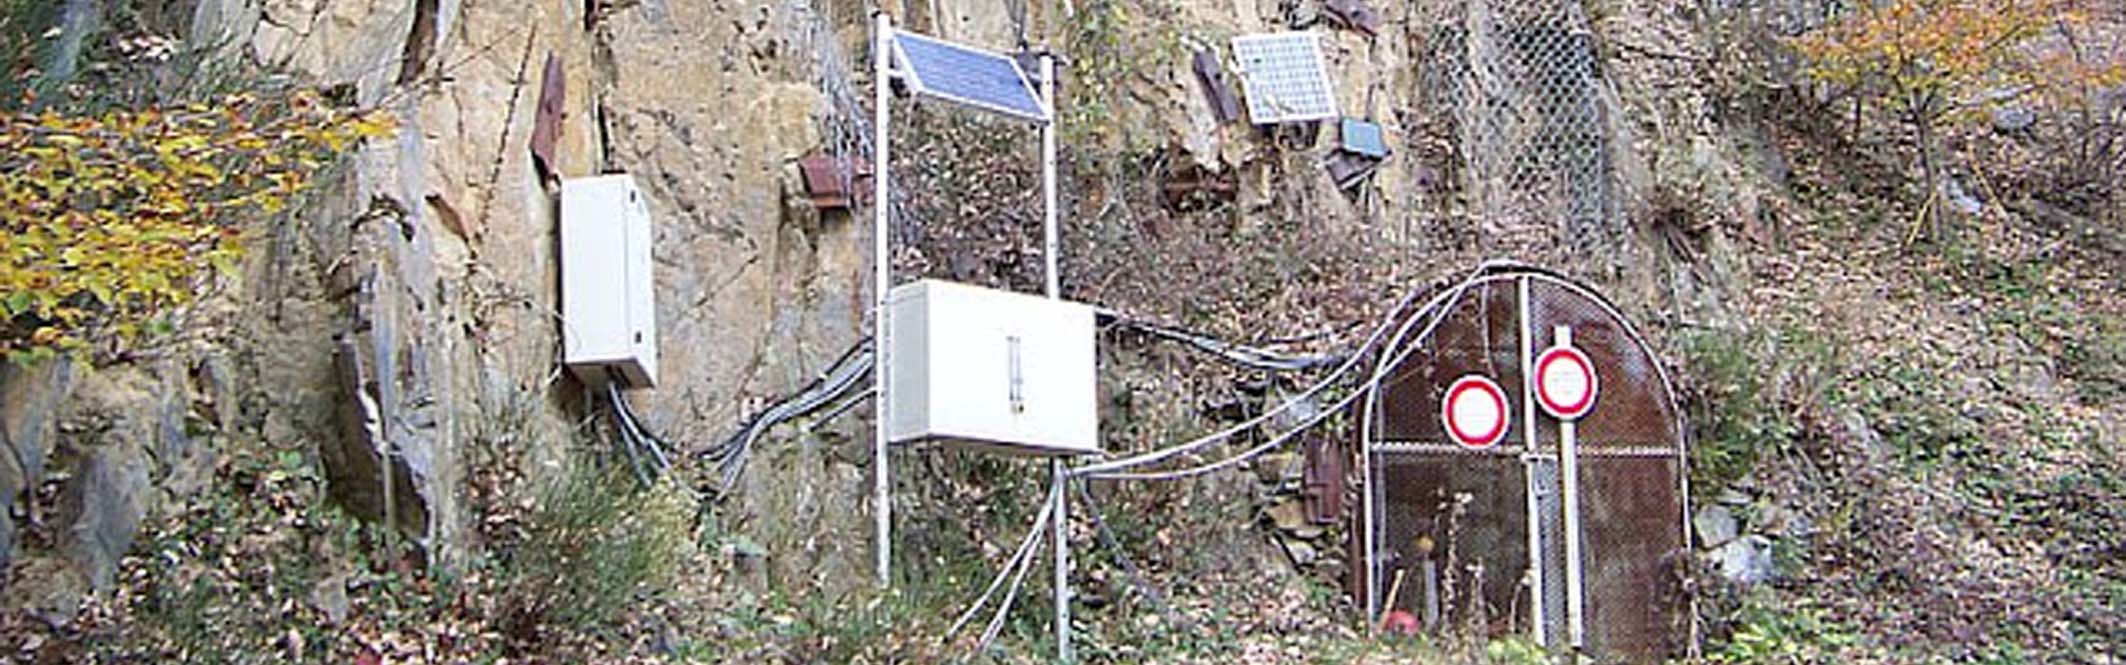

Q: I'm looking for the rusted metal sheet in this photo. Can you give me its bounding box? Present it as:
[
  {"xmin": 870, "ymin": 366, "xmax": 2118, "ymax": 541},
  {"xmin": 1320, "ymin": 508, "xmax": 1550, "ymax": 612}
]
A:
[
  {"xmin": 1302, "ymin": 436, "xmax": 1346, "ymax": 524},
  {"xmin": 1582, "ymin": 457, "xmax": 1690, "ymax": 658},
  {"xmin": 531, "ymin": 53, "xmax": 566, "ymax": 179},
  {"xmin": 1192, "ymin": 49, "xmax": 1242, "ymax": 125},
  {"xmin": 798, "ymin": 154, "xmax": 873, "ymax": 210},
  {"xmin": 1324, "ymin": 0, "xmax": 1383, "ymax": 37},
  {"xmin": 1377, "ymin": 279, "xmax": 1525, "ymax": 442},
  {"xmin": 1528, "ymin": 280, "xmax": 1679, "ymax": 447},
  {"xmin": 1370, "ymin": 454, "xmax": 1530, "ymax": 633},
  {"xmin": 1326, "ymin": 151, "xmax": 1383, "ymax": 190},
  {"xmin": 1375, "ymin": 278, "xmax": 1680, "ymax": 449}
]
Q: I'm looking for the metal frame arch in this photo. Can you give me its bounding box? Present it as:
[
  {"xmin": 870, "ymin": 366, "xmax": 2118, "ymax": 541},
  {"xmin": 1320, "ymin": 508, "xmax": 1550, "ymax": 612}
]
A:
[{"xmin": 1357, "ymin": 263, "xmax": 1694, "ymax": 654}]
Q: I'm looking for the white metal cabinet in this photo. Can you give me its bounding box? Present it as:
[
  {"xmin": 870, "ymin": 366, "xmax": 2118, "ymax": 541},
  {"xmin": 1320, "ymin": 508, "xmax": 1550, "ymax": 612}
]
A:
[
  {"xmin": 887, "ymin": 280, "xmax": 1098, "ymax": 456},
  {"xmin": 560, "ymin": 174, "xmax": 659, "ymax": 388}
]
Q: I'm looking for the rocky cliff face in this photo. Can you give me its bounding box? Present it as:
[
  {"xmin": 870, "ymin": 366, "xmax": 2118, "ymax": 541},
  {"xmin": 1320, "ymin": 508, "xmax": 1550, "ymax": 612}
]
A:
[
  {"xmin": 2, "ymin": 0, "xmax": 889, "ymax": 608},
  {"xmin": 0, "ymin": 0, "xmax": 1762, "ymax": 629},
  {"xmin": 10, "ymin": 0, "xmax": 2121, "ymax": 662}
]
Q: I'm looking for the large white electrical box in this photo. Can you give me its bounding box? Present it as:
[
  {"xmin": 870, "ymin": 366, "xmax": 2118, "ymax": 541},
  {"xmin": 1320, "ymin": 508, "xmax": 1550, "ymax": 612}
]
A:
[
  {"xmin": 887, "ymin": 280, "xmax": 1099, "ymax": 456},
  {"xmin": 560, "ymin": 174, "xmax": 659, "ymax": 389}
]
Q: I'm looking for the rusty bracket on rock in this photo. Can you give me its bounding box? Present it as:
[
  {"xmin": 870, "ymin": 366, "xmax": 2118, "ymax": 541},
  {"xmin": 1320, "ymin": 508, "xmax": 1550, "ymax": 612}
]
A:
[
  {"xmin": 1323, "ymin": 0, "xmax": 1382, "ymax": 37},
  {"xmin": 798, "ymin": 154, "xmax": 874, "ymax": 211},
  {"xmin": 531, "ymin": 52, "xmax": 566, "ymax": 181},
  {"xmin": 1192, "ymin": 49, "xmax": 1242, "ymax": 125}
]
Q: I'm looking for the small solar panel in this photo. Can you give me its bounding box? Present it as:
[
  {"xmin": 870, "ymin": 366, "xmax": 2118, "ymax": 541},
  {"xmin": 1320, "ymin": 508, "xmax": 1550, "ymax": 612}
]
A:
[
  {"xmin": 1341, "ymin": 117, "xmax": 1388, "ymax": 157},
  {"xmin": 1231, "ymin": 33, "xmax": 1340, "ymax": 124},
  {"xmin": 894, "ymin": 31, "xmax": 1051, "ymax": 122}
]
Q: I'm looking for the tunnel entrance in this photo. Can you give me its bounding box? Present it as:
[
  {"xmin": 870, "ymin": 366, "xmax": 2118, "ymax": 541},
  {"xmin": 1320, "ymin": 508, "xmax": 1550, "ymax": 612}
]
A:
[{"xmin": 1355, "ymin": 265, "xmax": 1691, "ymax": 661}]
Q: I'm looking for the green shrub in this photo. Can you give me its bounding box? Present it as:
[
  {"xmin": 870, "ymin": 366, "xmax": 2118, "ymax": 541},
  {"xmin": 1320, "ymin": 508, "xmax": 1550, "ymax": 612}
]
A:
[
  {"xmin": 1681, "ymin": 326, "xmax": 1837, "ymax": 494},
  {"xmin": 503, "ymin": 462, "xmax": 695, "ymax": 639},
  {"xmin": 1707, "ymin": 592, "xmax": 1861, "ymax": 663}
]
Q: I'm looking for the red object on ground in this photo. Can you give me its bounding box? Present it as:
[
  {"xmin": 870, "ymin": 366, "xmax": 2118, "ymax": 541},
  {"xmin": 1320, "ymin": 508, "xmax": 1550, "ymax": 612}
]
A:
[{"xmin": 1382, "ymin": 610, "xmax": 1421, "ymax": 636}]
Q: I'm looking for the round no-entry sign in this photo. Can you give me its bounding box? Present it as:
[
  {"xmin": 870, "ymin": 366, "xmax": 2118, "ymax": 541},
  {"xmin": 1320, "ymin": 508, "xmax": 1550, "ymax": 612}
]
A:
[
  {"xmin": 1535, "ymin": 345, "xmax": 1599, "ymax": 420},
  {"xmin": 1441, "ymin": 375, "xmax": 1510, "ymax": 449}
]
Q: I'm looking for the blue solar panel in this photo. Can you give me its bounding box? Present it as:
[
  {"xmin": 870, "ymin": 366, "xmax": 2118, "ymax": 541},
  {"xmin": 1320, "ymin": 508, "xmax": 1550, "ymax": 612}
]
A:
[
  {"xmin": 1341, "ymin": 118, "xmax": 1388, "ymax": 158},
  {"xmin": 895, "ymin": 32, "xmax": 1050, "ymax": 122}
]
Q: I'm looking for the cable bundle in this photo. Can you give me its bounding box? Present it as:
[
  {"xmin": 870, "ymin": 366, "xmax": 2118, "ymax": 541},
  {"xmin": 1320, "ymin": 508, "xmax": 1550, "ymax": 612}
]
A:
[
  {"xmin": 1098, "ymin": 310, "xmax": 1347, "ymax": 372},
  {"xmin": 701, "ymin": 340, "xmax": 876, "ymax": 493},
  {"xmin": 605, "ymin": 379, "xmax": 676, "ymax": 487}
]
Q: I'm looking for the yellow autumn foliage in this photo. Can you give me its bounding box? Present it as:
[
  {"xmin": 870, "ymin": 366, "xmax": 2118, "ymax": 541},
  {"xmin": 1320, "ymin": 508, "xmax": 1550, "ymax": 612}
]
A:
[
  {"xmin": 1792, "ymin": 0, "xmax": 2125, "ymax": 123},
  {"xmin": 0, "ymin": 90, "xmax": 393, "ymax": 363}
]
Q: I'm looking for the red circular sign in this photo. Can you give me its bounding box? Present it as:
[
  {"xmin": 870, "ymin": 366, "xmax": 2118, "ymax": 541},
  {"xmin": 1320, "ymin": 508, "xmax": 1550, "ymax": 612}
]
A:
[
  {"xmin": 1535, "ymin": 345, "xmax": 1599, "ymax": 420},
  {"xmin": 1441, "ymin": 375, "xmax": 1510, "ymax": 449}
]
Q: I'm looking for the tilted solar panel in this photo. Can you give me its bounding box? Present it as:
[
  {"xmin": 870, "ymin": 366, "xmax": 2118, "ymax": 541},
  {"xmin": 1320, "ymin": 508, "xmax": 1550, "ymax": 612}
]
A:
[
  {"xmin": 1231, "ymin": 32, "xmax": 1340, "ymax": 124},
  {"xmin": 894, "ymin": 32, "xmax": 1051, "ymax": 122}
]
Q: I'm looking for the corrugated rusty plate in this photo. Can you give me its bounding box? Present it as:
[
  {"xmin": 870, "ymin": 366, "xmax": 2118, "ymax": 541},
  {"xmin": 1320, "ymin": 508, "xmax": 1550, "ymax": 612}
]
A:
[
  {"xmin": 1192, "ymin": 49, "xmax": 1243, "ymax": 125},
  {"xmin": 798, "ymin": 154, "xmax": 872, "ymax": 210},
  {"xmin": 531, "ymin": 53, "xmax": 566, "ymax": 178},
  {"xmin": 1303, "ymin": 436, "xmax": 1347, "ymax": 524}
]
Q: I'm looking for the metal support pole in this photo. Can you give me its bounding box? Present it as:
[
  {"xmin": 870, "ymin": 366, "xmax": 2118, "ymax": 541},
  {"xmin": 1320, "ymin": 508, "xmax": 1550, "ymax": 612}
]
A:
[
  {"xmin": 871, "ymin": 12, "xmax": 894, "ymax": 588},
  {"xmin": 1041, "ymin": 55, "xmax": 1060, "ymax": 302},
  {"xmin": 1050, "ymin": 460, "xmax": 1070, "ymax": 660},
  {"xmin": 1520, "ymin": 277, "xmax": 1548, "ymax": 648},
  {"xmin": 1557, "ymin": 325, "xmax": 1587, "ymax": 652},
  {"xmin": 1361, "ymin": 403, "xmax": 1378, "ymax": 628},
  {"xmin": 1039, "ymin": 53, "xmax": 1073, "ymax": 664}
]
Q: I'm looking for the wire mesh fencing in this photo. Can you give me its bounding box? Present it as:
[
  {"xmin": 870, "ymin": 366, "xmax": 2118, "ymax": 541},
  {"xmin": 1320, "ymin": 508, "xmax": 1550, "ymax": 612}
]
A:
[{"xmin": 1412, "ymin": 0, "xmax": 1616, "ymax": 243}]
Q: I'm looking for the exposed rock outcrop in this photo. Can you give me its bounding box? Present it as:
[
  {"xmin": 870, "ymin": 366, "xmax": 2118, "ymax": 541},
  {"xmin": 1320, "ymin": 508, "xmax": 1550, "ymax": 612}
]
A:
[{"xmin": 4, "ymin": 0, "xmax": 1767, "ymax": 619}]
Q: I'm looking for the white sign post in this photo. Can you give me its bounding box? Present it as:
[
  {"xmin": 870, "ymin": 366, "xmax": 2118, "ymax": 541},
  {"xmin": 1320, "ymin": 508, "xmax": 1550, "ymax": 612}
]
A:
[{"xmin": 1535, "ymin": 326, "xmax": 1599, "ymax": 653}]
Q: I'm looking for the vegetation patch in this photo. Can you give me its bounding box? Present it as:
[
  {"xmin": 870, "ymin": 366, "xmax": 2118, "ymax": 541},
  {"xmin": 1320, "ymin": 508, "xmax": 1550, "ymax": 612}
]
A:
[{"xmin": 0, "ymin": 93, "xmax": 391, "ymax": 363}]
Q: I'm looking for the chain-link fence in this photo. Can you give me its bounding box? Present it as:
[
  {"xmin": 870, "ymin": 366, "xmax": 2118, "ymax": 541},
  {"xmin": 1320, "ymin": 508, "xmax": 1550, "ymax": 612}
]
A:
[
  {"xmin": 1412, "ymin": 0, "xmax": 1616, "ymax": 242},
  {"xmin": 1362, "ymin": 269, "xmax": 1690, "ymax": 661}
]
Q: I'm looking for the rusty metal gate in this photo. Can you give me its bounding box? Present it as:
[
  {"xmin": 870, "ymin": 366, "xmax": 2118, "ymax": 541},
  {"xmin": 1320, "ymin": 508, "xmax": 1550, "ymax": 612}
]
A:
[{"xmin": 1355, "ymin": 266, "xmax": 1691, "ymax": 662}]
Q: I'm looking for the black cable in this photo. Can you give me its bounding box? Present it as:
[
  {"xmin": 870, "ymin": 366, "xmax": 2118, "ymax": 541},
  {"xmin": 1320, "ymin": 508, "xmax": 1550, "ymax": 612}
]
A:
[
  {"xmin": 1097, "ymin": 310, "xmax": 1347, "ymax": 372},
  {"xmin": 603, "ymin": 378, "xmax": 653, "ymax": 487},
  {"xmin": 1073, "ymin": 477, "xmax": 1188, "ymax": 631},
  {"xmin": 704, "ymin": 338, "xmax": 876, "ymax": 495}
]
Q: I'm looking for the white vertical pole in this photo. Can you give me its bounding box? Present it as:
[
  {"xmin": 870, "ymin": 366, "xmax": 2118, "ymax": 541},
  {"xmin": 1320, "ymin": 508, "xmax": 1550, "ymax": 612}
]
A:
[
  {"xmin": 1361, "ymin": 395, "xmax": 1378, "ymax": 628},
  {"xmin": 871, "ymin": 12, "xmax": 894, "ymax": 588},
  {"xmin": 1519, "ymin": 277, "xmax": 1547, "ymax": 648},
  {"xmin": 1051, "ymin": 461, "xmax": 1070, "ymax": 661},
  {"xmin": 1041, "ymin": 55, "xmax": 1061, "ymax": 301},
  {"xmin": 1039, "ymin": 53, "xmax": 1073, "ymax": 663},
  {"xmin": 1557, "ymin": 325, "xmax": 1587, "ymax": 652}
]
